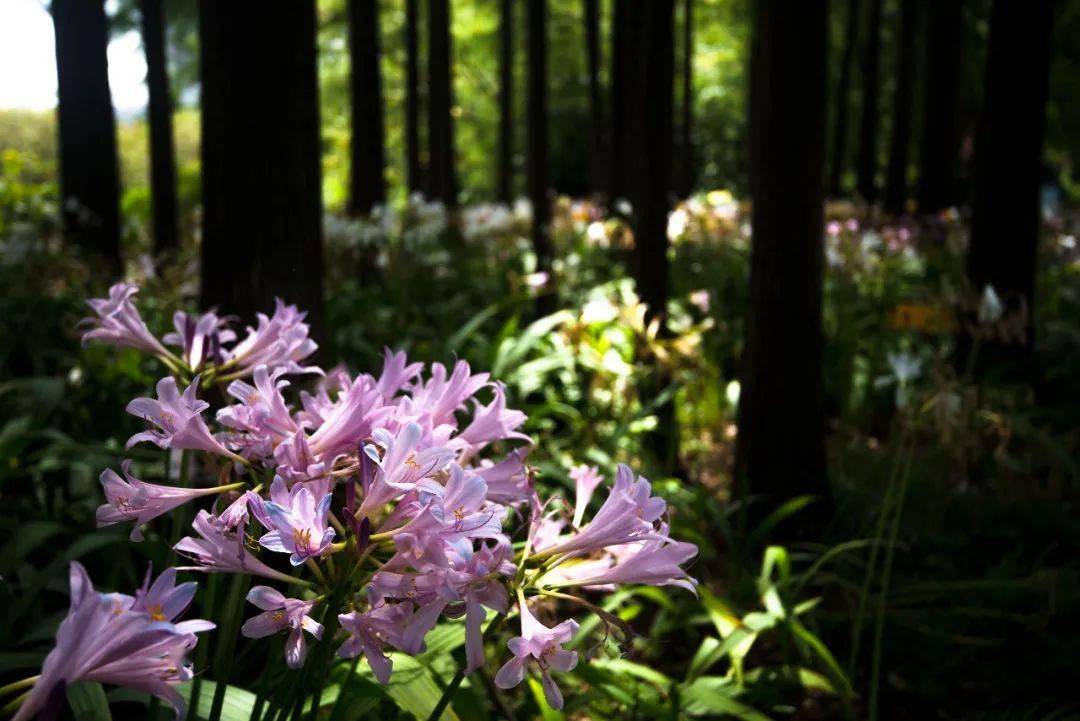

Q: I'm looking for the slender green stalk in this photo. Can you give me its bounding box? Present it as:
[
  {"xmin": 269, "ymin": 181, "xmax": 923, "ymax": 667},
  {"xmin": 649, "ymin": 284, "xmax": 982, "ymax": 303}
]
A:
[
  {"xmin": 186, "ymin": 572, "xmax": 221, "ymax": 721},
  {"xmin": 0, "ymin": 675, "xmax": 38, "ymax": 697},
  {"xmin": 0, "ymin": 690, "xmax": 30, "ymax": 715},
  {"xmin": 868, "ymin": 444, "xmax": 914, "ymax": 721},
  {"xmin": 425, "ymin": 613, "xmax": 507, "ymax": 721},
  {"xmin": 209, "ymin": 573, "xmax": 251, "ymax": 721},
  {"xmin": 848, "ymin": 431, "xmax": 908, "ymax": 674}
]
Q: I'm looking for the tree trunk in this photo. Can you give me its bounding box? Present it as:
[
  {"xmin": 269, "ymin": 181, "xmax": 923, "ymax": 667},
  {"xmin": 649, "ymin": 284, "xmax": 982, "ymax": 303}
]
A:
[
  {"xmin": 883, "ymin": 0, "xmax": 916, "ymax": 215},
  {"xmin": 610, "ymin": 0, "xmax": 643, "ymax": 207},
  {"xmin": 828, "ymin": 0, "xmax": 860, "ymax": 198},
  {"xmin": 498, "ymin": 0, "xmax": 515, "ymax": 204},
  {"xmin": 140, "ymin": 0, "xmax": 180, "ymax": 259},
  {"xmin": 527, "ymin": 0, "xmax": 555, "ymax": 316},
  {"xmin": 917, "ymin": 0, "xmax": 962, "ymax": 214},
  {"xmin": 677, "ymin": 0, "xmax": 694, "ymax": 197},
  {"xmin": 405, "ymin": 0, "xmax": 423, "ymax": 194},
  {"xmin": 635, "ymin": 0, "xmax": 674, "ymax": 328},
  {"xmin": 967, "ymin": 0, "xmax": 1054, "ymax": 352},
  {"xmin": 636, "ymin": 0, "xmax": 678, "ymax": 474},
  {"xmin": 855, "ymin": 0, "xmax": 883, "ymax": 203},
  {"xmin": 584, "ymin": 0, "xmax": 605, "ymax": 199},
  {"xmin": 198, "ymin": 0, "xmax": 324, "ymax": 340},
  {"xmin": 737, "ymin": 0, "xmax": 829, "ymax": 508},
  {"xmin": 51, "ymin": 0, "xmax": 122, "ymax": 276},
  {"xmin": 348, "ymin": 0, "xmax": 387, "ymax": 215},
  {"xmin": 426, "ymin": 0, "xmax": 457, "ymax": 207}
]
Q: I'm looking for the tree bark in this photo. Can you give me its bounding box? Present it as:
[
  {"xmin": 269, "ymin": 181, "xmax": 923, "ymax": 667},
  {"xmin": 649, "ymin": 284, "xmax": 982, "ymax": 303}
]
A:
[
  {"xmin": 855, "ymin": 0, "xmax": 883, "ymax": 203},
  {"xmin": 584, "ymin": 0, "xmax": 605, "ymax": 198},
  {"xmin": 917, "ymin": 0, "xmax": 962, "ymax": 214},
  {"xmin": 737, "ymin": 0, "xmax": 830, "ymax": 507},
  {"xmin": 828, "ymin": 0, "xmax": 860, "ymax": 198},
  {"xmin": 635, "ymin": 0, "xmax": 674, "ymax": 329},
  {"xmin": 198, "ymin": 0, "xmax": 324, "ymax": 340},
  {"xmin": 498, "ymin": 0, "xmax": 515, "ymax": 204},
  {"xmin": 967, "ymin": 0, "xmax": 1054, "ymax": 351},
  {"xmin": 609, "ymin": 0, "xmax": 643, "ymax": 207},
  {"xmin": 405, "ymin": 0, "xmax": 423, "ymax": 194},
  {"xmin": 677, "ymin": 0, "xmax": 695, "ymax": 197},
  {"xmin": 140, "ymin": 0, "xmax": 180, "ymax": 259},
  {"xmin": 348, "ymin": 0, "xmax": 387, "ymax": 215},
  {"xmin": 426, "ymin": 0, "xmax": 458, "ymax": 207},
  {"xmin": 637, "ymin": 0, "xmax": 678, "ymax": 474},
  {"xmin": 51, "ymin": 0, "xmax": 122, "ymax": 276},
  {"xmin": 527, "ymin": 0, "xmax": 555, "ymax": 316},
  {"xmin": 883, "ymin": 0, "xmax": 916, "ymax": 215}
]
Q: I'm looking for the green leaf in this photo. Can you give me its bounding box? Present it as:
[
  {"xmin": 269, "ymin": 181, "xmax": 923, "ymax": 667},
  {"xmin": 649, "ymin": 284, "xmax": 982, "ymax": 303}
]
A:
[
  {"xmin": 746, "ymin": 497, "xmax": 817, "ymax": 551},
  {"xmin": 685, "ymin": 629, "xmax": 758, "ymax": 682},
  {"xmin": 789, "ymin": 618, "xmax": 855, "ymax": 699},
  {"xmin": 526, "ymin": 677, "xmax": 566, "ymax": 721},
  {"xmin": 66, "ymin": 682, "xmax": 112, "ymax": 721},
  {"xmin": 679, "ymin": 676, "xmax": 773, "ymax": 720},
  {"xmin": 178, "ymin": 680, "xmax": 255, "ymax": 721},
  {"xmin": 353, "ymin": 653, "xmax": 461, "ymax": 721}
]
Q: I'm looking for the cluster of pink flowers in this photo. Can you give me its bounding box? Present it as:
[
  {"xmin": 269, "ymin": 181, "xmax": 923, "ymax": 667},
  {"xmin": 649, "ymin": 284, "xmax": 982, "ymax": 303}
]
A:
[{"xmin": 19, "ymin": 283, "xmax": 698, "ymax": 717}]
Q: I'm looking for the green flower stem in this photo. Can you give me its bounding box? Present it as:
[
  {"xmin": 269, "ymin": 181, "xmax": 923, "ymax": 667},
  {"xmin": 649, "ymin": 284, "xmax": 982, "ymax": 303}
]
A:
[
  {"xmin": 0, "ymin": 675, "xmax": 38, "ymax": 697},
  {"xmin": 425, "ymin": 612, "xmax": 508, "ymax": 721},
  {"xmin": 304, "ymin": 558, "xmax": 327, "ymax": 587},
  {"xmin": 0, "ymin": 690, "xmax": 30, "ymax": 715},
  {"xmin": 208, "ymin": 573, "xmax": 251, "ymax": 721}
]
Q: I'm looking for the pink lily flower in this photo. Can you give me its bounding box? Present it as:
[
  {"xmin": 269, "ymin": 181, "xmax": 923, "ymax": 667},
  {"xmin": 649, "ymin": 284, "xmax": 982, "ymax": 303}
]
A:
[
  {"xmin": 472, "ymin": 448, "xmax": 531, "ymax": 506},
  {"xmin": 407, "ymin": 360, "xmax": 490, "ymax": 427},
  {"xmin": 79, "ymin": 282, "xmax": 170, "ymax": 357},
  {"xmin": 569, "ymin": 464, "xmax": 603, "ymax": 528},
  {"xmin": 175, "ymin": 510, "xmax": 303, "ymax": 585},
  {"xmin": 450, "ymin": 384, "xmax": 530, "ymax": 454},
  {"xmin": 542, "ymin": 525, "xmax": 699, "ymax": 595},
  {"xmin": 375, "ymin": 347, "xmax": 423, "ymax": 399},
  {"xmin": 494, "ymin": 600, "xmax": 579, "ymax": 710},
  {"xmin": 241, "ymin": 586, "xmax": 323, "ymax": 669},
  {"xmin": 217, "ymin": 365, "xmax": 299, "ymax": 461},
  {"xmin": 537, "ymin": 464, "xmax": 666, "ymax": 558},
  {"xmin": 12, "ymin": 562, "xmax": 213, "ymax": 721},
  {"xmin": 258, "ymin": 477, "xmax": 336, "ymax": 566},
  {"xmin": 96, "ymin": 460, "xmax": 239, "ymax": 541},
  {"xmin": 337, "ymin": 601, "xmax": 414, "ymax": 684},
  {"xmin": 359, "ymin": 422, "xmax": 454, "ymax": 515},
  {"xmin": 126, "ymin": 376, "xmax": 245, "ymax": 463},
  {"xmin": 226, "ymin": 299, "xmax": 319, "ymax": 377},
  {"xmin": 163, "ymin": 309, "xmax": 235, "ymax": 370}
]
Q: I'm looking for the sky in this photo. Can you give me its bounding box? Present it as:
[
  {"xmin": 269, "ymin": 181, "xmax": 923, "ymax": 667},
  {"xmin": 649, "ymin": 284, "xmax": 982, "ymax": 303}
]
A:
[{"xmin": 0, "ymin": 0, "xmax": 148, "ymax": 115}]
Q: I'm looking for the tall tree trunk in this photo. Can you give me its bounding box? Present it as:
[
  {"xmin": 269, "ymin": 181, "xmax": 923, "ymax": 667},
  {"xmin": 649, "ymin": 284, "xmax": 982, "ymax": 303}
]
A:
[
  {"xmin": 636, "ymin": 0, "xmax": 678, "ymax": 473},
  {"xmin": 855, "ymin": 0, "xmax": 883, "ymax": 203},
  {"xmin": 427, "ymin": 0, "xmax": 457, "ymax": 207},
  {"xmin": 737, "ymin": 0, "xmax": 829, "ymax": 508},
  {"xmin": 828, "ymin": 0, "xmax": 860, "ymax": 198},
  {"xmin": 51, "ymin": 0, "xmax": 122, "ymax": 276},
  {"xmin": 883, "ymin": 0, "xmax": 916, "ymax": 215},
  {"xmin": 348, "ymin": 0, "xmax": 387, "ymax": 215},
  {"xmin": 140, "ymin": 0, "xmax": 180, "ymax": 259},
  {"xmin": 584, "ymin": 0, "xmax": 605, "ymax": 199},
  {"xmin": 527, "ymin": 0, "xmax": 555, "ymax": 316},
  {"xmin": 609, "ymin": 0, "xmax": 643, "ymax": 207},
  {"xmin": 917, "ymin": 0, "xmax": 962, "ymax": 214},
  {"xmin": 198, "ymin": 0, "xmax": 324, "ymax": 339},
  {"xmin": 677, "ymin": 0, "xmax": 694, "ymax": 197},
  {"xmin": 497, "ymin": 0, "xmax": 515, "ymax": 204},
  {"xmin": 967, "ymin": 0, "xmax": 1054, "ymax": 352},
  {"xmin": 635, "ymin": 0, "xmax": 674, "ymax": 328},
  {"xmin": 405, "ymin": 0, "xmax": 423, "ymax": 194}
]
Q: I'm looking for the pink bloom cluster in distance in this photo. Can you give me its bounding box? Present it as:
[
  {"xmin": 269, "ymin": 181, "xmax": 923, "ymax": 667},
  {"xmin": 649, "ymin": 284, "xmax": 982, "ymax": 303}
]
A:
[{"xmin": 20, "ymin": 283, "xmax": 698, "ymax": 716}]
